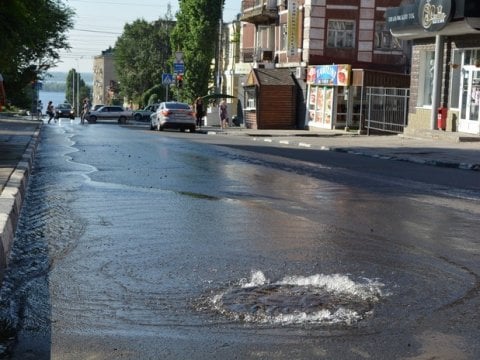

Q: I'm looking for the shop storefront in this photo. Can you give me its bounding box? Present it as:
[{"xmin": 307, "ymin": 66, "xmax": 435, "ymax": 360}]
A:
[
  {"xmin": 387, "ymin": 0, "xmax": 480, "ymax": 135},
  {"xmin": 306, "ymin": 64, "xmax": 351, "ymax": 130}
]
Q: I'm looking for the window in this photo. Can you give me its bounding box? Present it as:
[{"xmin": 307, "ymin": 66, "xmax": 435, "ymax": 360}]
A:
[
  {"xmin": 327, "ymin": 20, "xmax": 355, "ymax": 48},
  {"xmin": 375, "ymin": 22, "xmax": 401, "ymax": 50},
  {"xmin": 417, "ymin": 51, "xmax": 435, "ymax": 107},
  {"xmin": 449, "ymin": 50, "xmax": 462, "ymax": 109},
  {"xmin": 245, "ymin": 89, "xmax": 256, "ymax": 109}
]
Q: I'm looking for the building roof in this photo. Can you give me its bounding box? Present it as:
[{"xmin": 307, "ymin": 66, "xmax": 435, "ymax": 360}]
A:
[{"xmin": 248, "ymin": 68, "xmax": 297, "ymax": 87}]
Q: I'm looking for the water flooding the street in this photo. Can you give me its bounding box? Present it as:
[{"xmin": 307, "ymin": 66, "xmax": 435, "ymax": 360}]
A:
[
  {"xmin": 1, "ymin": 122, "xmax": 479, "ymax": 359},
  {"xmin": 195, "ymin": 270, "xmax": 387, "ymax": 326}
]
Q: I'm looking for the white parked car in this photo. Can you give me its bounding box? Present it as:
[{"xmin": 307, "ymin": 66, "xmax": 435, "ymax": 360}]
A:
[
  {"xmin": 150, "ymin": 102, "xmax": 196, "ymax": 132},
  {"xmin": 87, "ymin": 105, "xmax": 132, "ymax": 124}
]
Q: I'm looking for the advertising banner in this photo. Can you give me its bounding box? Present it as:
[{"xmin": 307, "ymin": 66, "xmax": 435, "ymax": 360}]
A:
[{"xmin": 306, "ymin": 64, "xmax": 351, "ymax": 86}]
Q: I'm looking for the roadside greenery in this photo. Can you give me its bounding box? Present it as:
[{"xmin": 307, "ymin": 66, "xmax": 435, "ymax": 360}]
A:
[
  {"xmin": 65, "ymin": 70, "xmax": 91, "ymax": 109},
  {"xmin": 114, "ymin": 8, "xmax": 175, "ymax": 107},
  {"xmin": 0, "ymin": 0, "xmax": 74, "ymax": 108},
  {"xmin": 1, "ymin": 0, "xmax": 226, "ymax": 110},
  {"xmin": 170, "ymin": 0, "xmax": 225, "ymax": 103}
]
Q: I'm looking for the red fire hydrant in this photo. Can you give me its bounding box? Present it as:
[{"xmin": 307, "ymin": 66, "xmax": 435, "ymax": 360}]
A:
[{"xmin": 437, "ymin": 107, "xmax": 447, "ymax": 131}]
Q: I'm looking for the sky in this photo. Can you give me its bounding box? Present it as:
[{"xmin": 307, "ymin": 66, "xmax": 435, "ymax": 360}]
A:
[{"xmin": 54, "ymin": 0, "xmax": 241, "ymax": 73}]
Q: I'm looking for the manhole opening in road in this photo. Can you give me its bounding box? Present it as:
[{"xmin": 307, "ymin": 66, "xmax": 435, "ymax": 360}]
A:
[{"xmin": 195, "ymin": 270, "xmax": 388, "ymax": 326}]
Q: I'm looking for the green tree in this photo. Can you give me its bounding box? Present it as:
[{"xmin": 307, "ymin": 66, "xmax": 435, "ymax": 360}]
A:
[
  {"xmin": 114, "ymin": 13, "xmax": 175, "ymax": 106},
  {"xmin": 171, "ymin": 0, "xmax": 224, "ymax": 103},
  {"xmin": 0, "ymin": 0, "xmax": 74, "ymax": 107},
  {"xmin": 65, "ymin": 69, "xmax": 91, "ymax": 112}
]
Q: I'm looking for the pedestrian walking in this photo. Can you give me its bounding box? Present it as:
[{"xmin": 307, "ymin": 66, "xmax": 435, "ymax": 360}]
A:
[
  {"xmin": 81, "ymin": 98, "xmax": 90, "ymax": 124},
  {"xmin": 219, "ymin": 100, "xmax": 229, "ymax": 129},
  {"xmin": 46, "ymin": 101, "xmax": 55, "ymax": 124},
  {"xmin": 0, "ymin": 73, "xmax": 6, "ymax": 112},
  {"xmin": 194, "ymin": 97, "xmax": 204, "ymax": 128},
  {"xmin": 37, "ymin": 100, "xmax": 43, "ymax": 118}
]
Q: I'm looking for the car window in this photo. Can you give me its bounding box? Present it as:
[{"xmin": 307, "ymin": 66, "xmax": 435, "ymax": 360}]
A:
[{"xmin": 166, "ymin": 103, "xmax": 190, "ymax": 110}]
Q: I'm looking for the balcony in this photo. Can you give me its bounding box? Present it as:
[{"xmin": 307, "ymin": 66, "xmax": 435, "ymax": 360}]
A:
[
  {"xmin": 241, "ymin": 47, "xmax": 275, "ymax": 63},
  {"xmin": 241, "ymin": 0, "xmax": 278, "ymax": 25}
]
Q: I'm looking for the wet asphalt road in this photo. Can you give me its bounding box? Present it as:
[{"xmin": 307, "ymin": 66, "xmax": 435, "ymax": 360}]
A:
[{"xmin": 1, "ymin": 121, "xmax": 480, "ymax": 359}]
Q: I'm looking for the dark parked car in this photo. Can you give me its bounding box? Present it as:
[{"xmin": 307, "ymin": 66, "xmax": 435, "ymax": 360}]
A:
[{"xmin": 55, "ymin": 103, "xmax": 75, "ymax": 120}]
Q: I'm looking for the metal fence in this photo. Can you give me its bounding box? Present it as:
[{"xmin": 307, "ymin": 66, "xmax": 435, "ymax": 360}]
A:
[{"xmin": 365, "ymin": 87, "xmax": 410, "ymax": 134}]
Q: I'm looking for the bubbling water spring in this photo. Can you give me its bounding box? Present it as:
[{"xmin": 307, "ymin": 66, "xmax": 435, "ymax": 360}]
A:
[{"xmin": 199, "ymin": 270, "xmax": 388, "ymax": 326}]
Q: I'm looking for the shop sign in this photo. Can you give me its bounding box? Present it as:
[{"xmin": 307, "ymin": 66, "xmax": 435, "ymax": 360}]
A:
[
  {"xmin": 386, "ymin": 4, "xmax": 417, "ymax": 29},
  {"xmin": 418, "ymin": 0, "xmax": 453, "ymax": 32},
  {"xmin": 306, "ymin": 64, "xmax": 351, "ymax": 86},
  {"xmin": 287, "ymin": 0, "xmax": 299, "ymax": 57}
]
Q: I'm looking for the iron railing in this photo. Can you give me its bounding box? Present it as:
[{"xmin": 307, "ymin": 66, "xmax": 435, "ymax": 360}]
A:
[{"xmin": 366, "ymin": 87, "xmax": 410, "ymax": 134}]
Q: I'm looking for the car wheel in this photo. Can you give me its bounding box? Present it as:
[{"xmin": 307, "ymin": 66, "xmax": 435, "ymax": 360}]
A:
[
  {"xmin": 180, "ymin": 127, "xmax": 186, "ymax": 132},
  {"xmin": 89, "ymin": 116, "xmax": 97, "ymax": 124},
  {"xmin": 190, "ymin": 126, "xmax": 196, "ymax": 133},
  {"xmin": 134, "ymin": 113, "xmax": 142, "ymax": 121},
  {"xmin": 118, "ymin": 116, "xmax": 127, "ymax": 124}
]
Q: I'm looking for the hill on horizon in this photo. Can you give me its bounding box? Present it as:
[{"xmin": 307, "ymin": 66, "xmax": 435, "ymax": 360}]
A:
[
  {"xmin": 41, "ymin": 71, "xmax": 93, "ymax": 92},
  {"xmin": 44, "ymin": 71, "xmax": 93, "ymax": 85}
]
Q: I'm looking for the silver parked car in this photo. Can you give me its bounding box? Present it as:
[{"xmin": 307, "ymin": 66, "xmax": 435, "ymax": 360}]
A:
[
  {"xmin": 87, "ymin": 105, "xmax": 132, "ymax": 124},
  {"xmin": 132, "ymin": 103, "xmax": 159, "ymax": 122},
  {"xmin": 150, "ymin": 102, "xmax": 196, "ymax": 132}
]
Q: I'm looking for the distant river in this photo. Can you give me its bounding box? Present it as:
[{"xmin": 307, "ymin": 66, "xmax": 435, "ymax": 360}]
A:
[{"xmin": 39, "ymin": 91, "xmax": 67, "ymax": 113}]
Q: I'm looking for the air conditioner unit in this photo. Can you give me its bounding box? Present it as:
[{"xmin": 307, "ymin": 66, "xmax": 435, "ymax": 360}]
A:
[{"xmin": 295, "ymin": 66, "xmax": 305, "ymax": 80}]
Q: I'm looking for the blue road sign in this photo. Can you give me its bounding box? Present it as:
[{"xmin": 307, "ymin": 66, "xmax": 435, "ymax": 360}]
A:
[
  {"xmin": 173, "ymin": 62, "xmax": 185, "ymax": 74},
  {"xmin": 162, "ymin": 73, "xmax": 173, "ymax": 85}
]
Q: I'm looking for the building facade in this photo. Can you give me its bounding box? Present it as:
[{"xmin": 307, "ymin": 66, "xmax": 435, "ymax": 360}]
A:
[
  {"xmin": 92, "ymin": 48, "xmax": 118, "ymax": 107},
  {"xmin": 387, "ymin": 0, "xmax": 480, "ymax": 135},
  {"xmin": 236, "ymin": 0, "xmax": 410, "ymax": 129}
]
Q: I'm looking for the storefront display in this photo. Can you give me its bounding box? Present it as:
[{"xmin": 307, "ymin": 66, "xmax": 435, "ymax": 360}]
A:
[{"xmin": 306, "ymin": 64, "xmax": 351, "ymax": 130}]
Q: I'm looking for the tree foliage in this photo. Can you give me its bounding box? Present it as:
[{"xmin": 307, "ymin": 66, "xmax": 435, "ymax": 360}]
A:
[
  {"xmin": 0, "ymin": 0, "xmax": 74, "ymax": 107},
  {"xmin": 171, "ymin": 0, "xmax": 224, "ymax": 103},
  {"xmin": 65, "ymin": 69, "xmax": 91, "ymax": 111},
  {"xmin": 114, "ymin": 14, "xmax": 175, "ymax": 107}
]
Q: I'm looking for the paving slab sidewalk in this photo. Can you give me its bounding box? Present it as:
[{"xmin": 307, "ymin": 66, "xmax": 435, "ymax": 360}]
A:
[{"xmin": 0, "ymin": 116, "xmax": 42, "ymax": 277}]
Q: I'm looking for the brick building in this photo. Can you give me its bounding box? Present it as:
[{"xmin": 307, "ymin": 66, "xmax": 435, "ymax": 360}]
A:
[
  {"xmin": 236, "ymin": 0, "xmax": 410, "ymax": 129},
  {"xmin": 387, "ymin": 0, "xmax": 480, "ymax": 136}
]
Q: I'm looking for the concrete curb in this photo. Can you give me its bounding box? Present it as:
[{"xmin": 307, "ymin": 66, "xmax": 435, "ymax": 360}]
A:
[
  {"xmin": 244, "ymin": 136, "xmax": 480, "ymax": 172},
  {"xmin": 0, "ymin": 124, "xmax": 42, "ymax": 278},
  {"xmin": 330, "ymin": 147, "xmax": 480, "ymax": 171}
]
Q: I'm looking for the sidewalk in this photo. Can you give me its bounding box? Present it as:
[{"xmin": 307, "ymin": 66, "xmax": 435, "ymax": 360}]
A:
[
  {"xmin": 0, "ymin": 115, "xmax": 42, "ymax": 277},
  {"xmin": 0, "ymin": 116, "xmax": 478, "ymax": 276},
  {"xmin": 198, "ymin": 126, "xmax": 480, "ymax": 171}
]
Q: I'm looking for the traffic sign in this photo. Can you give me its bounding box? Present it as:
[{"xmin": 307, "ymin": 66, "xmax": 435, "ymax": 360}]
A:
[
  {"xmin": 162, "ymin": 73, "xmax": 173, "ymax": 85},
  {"xmin": 173, "ymin": 62, "xmax": 185, "ymax": 74}
]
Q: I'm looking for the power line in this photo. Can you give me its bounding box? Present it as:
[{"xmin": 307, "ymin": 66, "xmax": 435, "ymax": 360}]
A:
[{"xmin": 74, "ymin": 28, "xmax": 122, "ymax": 35}]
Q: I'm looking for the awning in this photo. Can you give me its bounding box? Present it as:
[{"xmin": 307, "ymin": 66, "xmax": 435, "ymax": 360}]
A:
[{"xmin": 386, "ymin": 0, "xmax": 480, "ymax": 40}]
